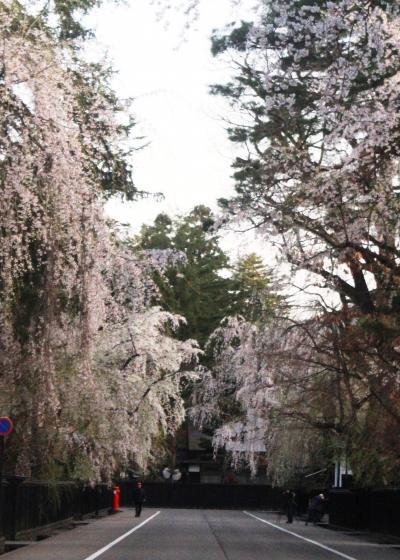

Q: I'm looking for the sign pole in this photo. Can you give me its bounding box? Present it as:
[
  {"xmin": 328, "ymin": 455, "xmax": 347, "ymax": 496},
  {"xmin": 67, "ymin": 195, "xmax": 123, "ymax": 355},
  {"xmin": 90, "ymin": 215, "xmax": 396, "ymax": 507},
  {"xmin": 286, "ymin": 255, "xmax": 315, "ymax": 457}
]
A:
[
  {"xmin": 0, "ymin": 436, "xmax": 5, "ymax": 543},
  {"xmin": 0, "ymin": 417, "xmax": 13, "ymax": 543},
  {"xmin": 0, "ymin": 436, "xmax": 4, "ymax": 482}
]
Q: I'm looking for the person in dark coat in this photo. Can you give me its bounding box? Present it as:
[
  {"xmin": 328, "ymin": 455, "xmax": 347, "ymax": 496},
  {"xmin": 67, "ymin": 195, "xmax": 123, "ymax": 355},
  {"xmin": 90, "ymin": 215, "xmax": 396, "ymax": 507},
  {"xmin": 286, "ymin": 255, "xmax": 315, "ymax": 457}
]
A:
[
  {"xmin": 306, "ymin": 493, "xmax": 325, "ymax": 525},
  {"xmin": 282, "ymin": 490, "xmax": 296, "ymax": 523},
  {"xmin": 133, "ymin": 481, "xmax": 146, "ymax": 518}
]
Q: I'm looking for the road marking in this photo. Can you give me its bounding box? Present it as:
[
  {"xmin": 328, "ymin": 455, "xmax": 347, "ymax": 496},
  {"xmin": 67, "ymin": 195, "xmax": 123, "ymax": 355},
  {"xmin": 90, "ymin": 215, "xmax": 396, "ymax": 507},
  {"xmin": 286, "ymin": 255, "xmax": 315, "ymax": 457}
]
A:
[
  {"xmin": 243, "ymin": 511, "xmax": 358, "ymax": 560},
  {"xmin": 83, "ymin": 510, "xmax": 161, "ymax": 560}
]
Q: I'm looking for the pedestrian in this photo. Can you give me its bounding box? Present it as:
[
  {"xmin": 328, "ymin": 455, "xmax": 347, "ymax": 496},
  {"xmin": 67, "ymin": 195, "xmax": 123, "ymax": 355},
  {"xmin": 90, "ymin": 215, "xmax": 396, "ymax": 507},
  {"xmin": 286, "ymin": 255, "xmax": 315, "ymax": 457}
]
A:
[
  {"xmin": 282, "ymin": 490, "xmax": 296, "ymax": 523},
  {"xmin": 306, "ymin": 493, "xmax": 325, "ymax": 525},
  {"xmin": 133, "ymin": 481, "xmax": 146, "ymax": 518}
]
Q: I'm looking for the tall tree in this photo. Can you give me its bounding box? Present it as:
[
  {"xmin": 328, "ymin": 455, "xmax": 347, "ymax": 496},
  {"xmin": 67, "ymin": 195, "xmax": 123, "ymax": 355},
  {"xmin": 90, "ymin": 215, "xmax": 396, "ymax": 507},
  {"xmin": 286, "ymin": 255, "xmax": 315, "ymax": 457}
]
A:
[
  {"xmin": 18, "ymin": 0, "xmax": 111, "ymax": 39},
  {"xmin": 136, "ymin": 206, "xmax": 233, "ymax": 347},
  {"xmin": 212, "ymin": 2, "xmax": 400, "ymax": 316},
  {"xmin": 229, "ymin": 253, "xmax": 280, "ymax": 322},
  {"xmin": 0, "ymin": 0, "xmax": 197, "ymax": 481},
  {"xmin": 200, "ymin": 0, "xmax": 400, "ymax": 485}
]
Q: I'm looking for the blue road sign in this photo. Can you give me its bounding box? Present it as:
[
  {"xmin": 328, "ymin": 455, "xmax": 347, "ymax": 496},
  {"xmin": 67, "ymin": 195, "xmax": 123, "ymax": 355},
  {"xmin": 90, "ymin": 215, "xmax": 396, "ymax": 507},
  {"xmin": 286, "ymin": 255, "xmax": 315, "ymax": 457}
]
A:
[{"xmin": 0, "ymin": 417, "xmax": 13, "ymax": 436}]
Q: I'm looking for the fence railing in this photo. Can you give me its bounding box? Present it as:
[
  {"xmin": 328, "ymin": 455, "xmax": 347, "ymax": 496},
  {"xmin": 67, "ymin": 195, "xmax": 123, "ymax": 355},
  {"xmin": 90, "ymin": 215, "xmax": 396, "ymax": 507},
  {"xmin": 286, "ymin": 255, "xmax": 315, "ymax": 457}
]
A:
[
  {"xmin": 119, "ymin": 481, "xmax": 298, "ymax": 511},
  {"xmin": 1, "ymin": 477, "xmax": 112, "ymax": 541},
  {"xmin": 328, "ymin": 488, "xmax": 400, "ymax": 537},
  {"xmin": 3, "ymin": 479, "xmax": 400, "ymax": 542}
]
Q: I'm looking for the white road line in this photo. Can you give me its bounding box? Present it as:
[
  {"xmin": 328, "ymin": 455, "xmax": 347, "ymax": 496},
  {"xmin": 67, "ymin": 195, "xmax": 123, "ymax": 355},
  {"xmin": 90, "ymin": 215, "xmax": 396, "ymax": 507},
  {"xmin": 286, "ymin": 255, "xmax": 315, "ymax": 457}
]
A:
[
  {"xmin": 83, "ymin": 510, "xmax": 161, "ymax": 560},
  {"xmin": 243, "ymin": 511, "xmax": 359, "ymax": 560}
]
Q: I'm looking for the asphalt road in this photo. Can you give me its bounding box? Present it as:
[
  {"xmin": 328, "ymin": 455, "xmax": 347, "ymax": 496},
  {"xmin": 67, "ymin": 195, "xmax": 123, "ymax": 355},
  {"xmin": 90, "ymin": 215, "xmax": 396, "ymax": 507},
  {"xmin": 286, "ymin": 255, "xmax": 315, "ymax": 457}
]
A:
[{"xmin": 4, "ymin": 508, "xmax": 400, "ymax": 560}]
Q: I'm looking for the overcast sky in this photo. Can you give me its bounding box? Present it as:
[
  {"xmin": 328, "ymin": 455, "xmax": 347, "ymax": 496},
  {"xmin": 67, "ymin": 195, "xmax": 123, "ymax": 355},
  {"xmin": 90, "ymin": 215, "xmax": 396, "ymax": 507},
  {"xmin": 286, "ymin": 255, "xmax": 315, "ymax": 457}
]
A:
[{"xmin": 86, "ymin": 0, "xmax": 263, "ymax": 257}]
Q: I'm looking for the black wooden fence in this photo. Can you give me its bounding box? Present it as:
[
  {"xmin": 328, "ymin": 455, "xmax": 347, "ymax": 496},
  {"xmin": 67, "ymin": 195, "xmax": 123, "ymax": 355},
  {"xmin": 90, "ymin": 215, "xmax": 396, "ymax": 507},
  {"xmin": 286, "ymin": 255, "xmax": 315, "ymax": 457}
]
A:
[
  {"xmin": 120, "ymin": 481, "xmax": 289, "ymax": 511},
  {"xmin": 2, "ymin": 479, "xmax": 400, "ymax": 543},
  {"xmin": 329, "ymin": 488, "xmax": 400, "ymax": 537},
  {"xmin": 1, "ymin": 477, "xmax": 112, "ymax": 540}
]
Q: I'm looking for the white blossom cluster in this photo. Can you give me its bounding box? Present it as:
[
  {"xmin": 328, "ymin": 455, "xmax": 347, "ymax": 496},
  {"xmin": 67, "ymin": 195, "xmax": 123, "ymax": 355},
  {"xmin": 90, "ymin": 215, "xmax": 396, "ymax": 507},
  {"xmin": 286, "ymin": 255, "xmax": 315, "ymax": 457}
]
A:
[
  {"xmin": 219, "ymin": 0, "xmax": 400, "ymax": 304},
  {"xmin": 191, "ymin": 316, "xmax": 277, "ymax": 475},
  {"xmin": 0, "ymin": 2, "xmax": 200, "ymax": 481},
  {"xmin": 193, "ymin": 0, "xmax": 400, "ymax": 482}
]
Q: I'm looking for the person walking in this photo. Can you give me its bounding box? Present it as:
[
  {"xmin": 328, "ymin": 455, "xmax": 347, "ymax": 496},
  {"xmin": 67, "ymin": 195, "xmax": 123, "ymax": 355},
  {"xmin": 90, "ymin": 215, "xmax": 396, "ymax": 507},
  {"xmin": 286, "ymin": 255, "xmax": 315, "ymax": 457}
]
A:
[
  {"xmin": 133, "ymin": 481, "xmax": 146, "ymax": 518},
  {"xmin": 306, "ymin": 493, "xmax": 325, "ymax": 525},
  {"xmin": 283, "ymin": 490, "xmax": 296, "ymax": 523}
]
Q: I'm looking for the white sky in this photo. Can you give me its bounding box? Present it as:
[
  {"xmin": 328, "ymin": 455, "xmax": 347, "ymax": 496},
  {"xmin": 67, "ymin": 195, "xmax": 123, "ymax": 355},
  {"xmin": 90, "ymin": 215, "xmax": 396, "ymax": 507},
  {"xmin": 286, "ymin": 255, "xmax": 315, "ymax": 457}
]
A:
[{"xmin": 87, "ymin": 0, "xmax": 263, "ymax": 258}]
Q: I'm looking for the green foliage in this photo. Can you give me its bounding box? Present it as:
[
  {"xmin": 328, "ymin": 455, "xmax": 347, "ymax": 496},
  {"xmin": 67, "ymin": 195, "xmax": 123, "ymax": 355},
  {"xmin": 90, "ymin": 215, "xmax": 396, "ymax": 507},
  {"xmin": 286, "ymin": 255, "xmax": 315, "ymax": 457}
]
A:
[
  {"xmin": 348, "ymin": 406, "xmax": 400, "ymax": 487},
  {"xmin": 138, "ymin": 213, "xmax": 173, "ymax": 250},
  {"xmin": 71, "ymin": 60, "xmax": 140, "ymax": 201},
  {"xmin": 229, "ymin": 253, "xmax": 281, "ymax": 322},
  {"xmin": 136, "ymin": 206, "xmax": 233, "ymax": 347},
  {"xmin": 53, "ymin": 0, "xmax": 101, "ymax": 38},
  {"xmin": 136, "ymin": 208, "xmax": 281, "ymax": 347},
  {"xmin": 211, "ymin": 20, "xmax": 252, "ymax": 56},
  {"xmin": 15, "ymin": 0, "xmax": 114, "ymax": 39}
]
